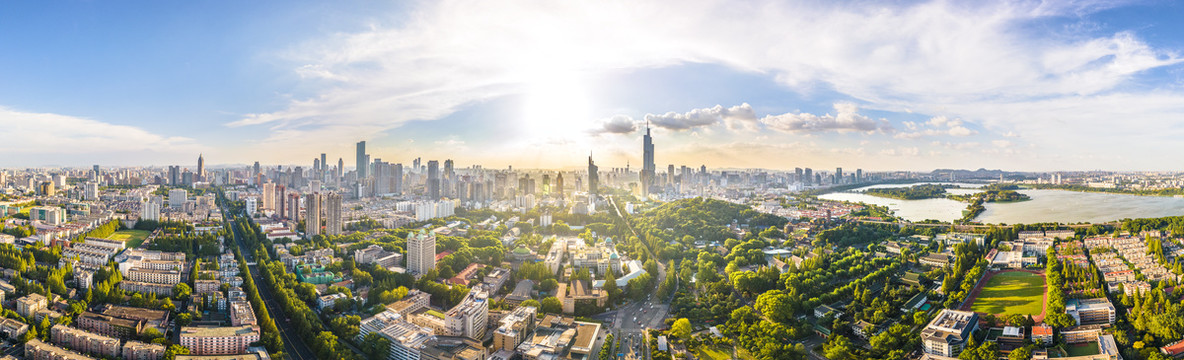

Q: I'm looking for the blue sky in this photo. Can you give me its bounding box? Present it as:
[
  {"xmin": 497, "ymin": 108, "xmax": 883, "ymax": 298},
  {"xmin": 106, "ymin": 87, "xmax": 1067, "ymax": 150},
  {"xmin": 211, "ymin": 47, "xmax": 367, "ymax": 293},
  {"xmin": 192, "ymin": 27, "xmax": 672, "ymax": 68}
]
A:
[{"xmin": 2, "ymin": 0, "xmax": 1184, "ymax": 171}]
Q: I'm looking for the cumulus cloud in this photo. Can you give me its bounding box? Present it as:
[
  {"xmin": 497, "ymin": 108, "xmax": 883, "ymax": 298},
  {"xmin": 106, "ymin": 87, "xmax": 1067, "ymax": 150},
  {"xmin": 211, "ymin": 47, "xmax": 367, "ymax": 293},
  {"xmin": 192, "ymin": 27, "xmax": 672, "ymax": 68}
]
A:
[
  {"xmin": 761, "ymin": 103, "xmax": 889, "ymax": 133},
  {"xmin": 644, "ymin": 103, "xmax": 756, "ymax": 131},
  {"xmin": 592, "ymin": 115, "xmax": 638, "ymax": 135},
  {"xmin": 0, "ymin": 107, "xmax": 199, "ymax": 154}
]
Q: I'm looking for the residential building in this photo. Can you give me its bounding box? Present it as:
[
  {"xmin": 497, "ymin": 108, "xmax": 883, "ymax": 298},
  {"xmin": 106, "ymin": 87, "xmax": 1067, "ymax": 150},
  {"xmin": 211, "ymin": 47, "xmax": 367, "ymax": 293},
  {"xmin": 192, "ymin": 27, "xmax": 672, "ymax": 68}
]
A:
[
  {"xmin": 50, "ymin": 325, "xmax": 121, "ymax": 358},
  {"xmin": 378, "ymin": 321, "xmax": 434, "ymax": 360},
  {"xmin": 305, "ymin": 193, "xmax": 321, "ymax": 239},
  {"xmin": 230, "ymin": 301, "xmax": 257, "ymax": 326},
  {"xmin": 122, "ymin": 340, "xmax": 166, "ymax": 360},
  {"xmin": 492, "ymin": 306, "xmax": 537, "ymax": 351},
  {"xmin": 25, "ymin": 339, "xmax": 95, "ymax": 360},
  {"xmin": 16, "ymin": 293, "xmax": 48, "ymax": 318},
  {"xmin": 179, "ymin": 326, "xmax": 261, "ymax": 355},
  {"xmin": 555, "ymin": 281, "xmax": 607, "ymax": 314}
]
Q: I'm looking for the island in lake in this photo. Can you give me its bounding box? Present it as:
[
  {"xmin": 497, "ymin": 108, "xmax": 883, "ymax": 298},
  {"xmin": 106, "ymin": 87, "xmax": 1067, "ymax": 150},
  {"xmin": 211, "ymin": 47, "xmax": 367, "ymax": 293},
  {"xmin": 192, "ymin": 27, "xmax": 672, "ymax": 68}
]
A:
[{"xmin": 862, "ymin": 183, "xmax": 1031, "ymax": 223}]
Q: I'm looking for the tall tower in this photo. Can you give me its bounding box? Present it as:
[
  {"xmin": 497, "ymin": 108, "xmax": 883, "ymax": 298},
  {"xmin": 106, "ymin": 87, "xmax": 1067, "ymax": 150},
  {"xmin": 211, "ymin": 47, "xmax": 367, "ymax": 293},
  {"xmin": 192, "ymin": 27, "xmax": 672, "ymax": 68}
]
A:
[
  {"xmin": 587, "ymin": 155, "xmax": 599, "ymax": 197},
  {"xmin": 555, "ymin": 172, "xmax": 565, "ymax": 199},
  {"xmin": 197, "ymin": 154, "xmax": 205, "ymax": 182},
  {"xmin": 427, "ymin": 160, "xmax": 440, "ymax": 199},
  {"xmin": 407, "ymin": 230, "xmax": 437, "ymax": 276},
  {"xmin": 304, "ymin": 193, "xmax": 321, "ymax": 239},
  {"xmin": 324, "ymin": 192, "xmax": 342, "ymax": 236},
  {"xmin": 320, "ymin": 153, "xmax": 327, "ymax": 180},
  {"xmin": 356, "ymin": 141, "xmax": 368, "ymax": 180},
  {"xmin": 337, "ymin": 158, "xmax": 344, "ymax": 180},
  {"xmin": 641, "ymin": 123, "xmax": 655, "ymax": 196}
]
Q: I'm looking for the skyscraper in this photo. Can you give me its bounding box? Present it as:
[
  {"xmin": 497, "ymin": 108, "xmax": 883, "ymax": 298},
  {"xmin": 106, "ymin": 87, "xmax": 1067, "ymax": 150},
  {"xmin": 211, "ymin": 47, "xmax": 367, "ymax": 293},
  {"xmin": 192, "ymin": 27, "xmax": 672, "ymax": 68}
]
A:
[
  {"xmin": 324, "ymin": 192, "xmax": 342, "ymax": 236},
  {"xmin": 253, "ymin": 162, "xmax": 261, "ymax": 177},
  {"xmin": 356, "ymin": 141, "xmax": 368, "ymax": 180},
  {"xmin": 856, "ymin": 169, "xmax": 863, "ymax": 183},
  {"xmin": 804, "ymin": 168, "xmax": 813, "ymax": 185},
  {"xmin": 305, "ymin": 193, "xmax": 321, "ymax": 239},
  {"xmin": 262, "ymin": 182, "xmax": 275, "ymax": 210},
  {"xmin": 835, "ymin": 168, "xmax": 843, "ymax": 184},
  {"xmin": 92, "ymin": 165, "xmax": 100, "ymax": 181},
  {"xmin": 587, "ymin": 155, "xmax": 599, "ymax": 197},
  {"xmin": 393, "ymin": 163, "xmax": 404, "ymax": 194},
  {"xmin": 407, "ymin": 230, "xmax": 436, "ymax": 276},
  {"xmin": 197, "ymin": 154, "xmax": 205, "ymax": 182},
  {"xmin": 168, "ymin": 166, "xmax": 181, "ymax": 186},
  {"xmin": 337, "ymin": 158, "xmax": 344, "ymax": 180},
  {"xmin": 320, "ymin": 153, "xmax": 327, "ymax": 180},
  {"xmin": 555, "ymin": 172, "xmax": 564, "ymax": 199},
  {"xmin": 427, "ymin": 160, "xmax": 440, "ymax": 199},
  {"xmin": 287, "ymin": 193, "xmax": 300, "ymax": 222},
  {"xmin": 641, "ymin": 123, "xmax": 655, "ymax": 195},
  {"xmin": 667, "ymin": 164, "xmax": 675, "ymax": 185}
]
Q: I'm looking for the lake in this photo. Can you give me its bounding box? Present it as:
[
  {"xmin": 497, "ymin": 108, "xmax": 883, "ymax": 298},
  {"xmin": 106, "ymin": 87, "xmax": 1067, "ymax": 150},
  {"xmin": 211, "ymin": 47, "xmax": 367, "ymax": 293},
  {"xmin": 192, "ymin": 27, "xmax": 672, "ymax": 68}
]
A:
[{"xmin": 818, "ymin": 183, "xmax": 1184, "ymax": 224}]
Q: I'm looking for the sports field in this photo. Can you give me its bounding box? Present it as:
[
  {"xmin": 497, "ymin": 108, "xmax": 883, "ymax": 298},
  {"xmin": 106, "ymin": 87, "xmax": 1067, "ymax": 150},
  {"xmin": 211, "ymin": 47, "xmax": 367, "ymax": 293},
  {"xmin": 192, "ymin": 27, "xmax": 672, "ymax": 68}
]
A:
[
  {"xmin": 107, "ymin": 230, "xmax": 151, "ymax": 248},
  {"xmin": 969, "ymin": 271, "xmax": 1045, "ymax": 316}
]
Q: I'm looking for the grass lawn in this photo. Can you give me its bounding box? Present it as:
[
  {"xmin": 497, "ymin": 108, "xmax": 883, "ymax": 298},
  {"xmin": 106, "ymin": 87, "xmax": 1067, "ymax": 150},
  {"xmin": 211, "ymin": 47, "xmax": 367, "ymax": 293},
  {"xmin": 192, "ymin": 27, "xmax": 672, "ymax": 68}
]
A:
[
  {"xmin": 1063, "ymin": 342, "xmax": 1100, "ymax": 357},
  {"xmin": 695, "ymin": 345, "xmax": 733, "ymax": 360},
  {"xmin": 106, "ymin": 230, "xmax": 151, "ymax": 248},
  {"xmin": 970, "ymin": 271, "xmax": 1045, "ymax": 316}
]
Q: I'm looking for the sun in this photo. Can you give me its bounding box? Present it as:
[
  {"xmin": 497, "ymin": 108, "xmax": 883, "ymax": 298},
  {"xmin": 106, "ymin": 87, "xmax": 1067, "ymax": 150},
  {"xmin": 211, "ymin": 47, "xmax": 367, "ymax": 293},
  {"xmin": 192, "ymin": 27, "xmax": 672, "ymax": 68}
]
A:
[{"xmin": 520, "ymin": 69, "xmax": 592, "ymax": 140}]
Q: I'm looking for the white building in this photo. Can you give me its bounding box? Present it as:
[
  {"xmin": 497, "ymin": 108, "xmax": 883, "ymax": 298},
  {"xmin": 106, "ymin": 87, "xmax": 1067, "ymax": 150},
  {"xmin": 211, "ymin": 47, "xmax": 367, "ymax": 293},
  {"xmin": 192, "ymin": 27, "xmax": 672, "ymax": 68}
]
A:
[
  {"xmin": 168, "ymin": 189, "xmax": 187, "ymax": 208},
  {"xmin": 406, "ymin": 230, "xmax": 436, "ymax": 276},
  {"xmin": 445, "ymin": 289, "xmax": 489, "ymax": 339}
]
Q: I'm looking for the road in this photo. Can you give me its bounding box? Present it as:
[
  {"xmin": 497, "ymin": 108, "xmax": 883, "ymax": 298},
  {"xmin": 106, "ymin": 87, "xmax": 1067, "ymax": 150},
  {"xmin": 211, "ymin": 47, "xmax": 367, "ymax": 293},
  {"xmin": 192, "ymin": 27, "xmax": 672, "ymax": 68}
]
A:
[
  {"xmin": 604, "ymin": 196, "xmax": 677, "ymax": 360},
  {"xmin": 223, "ymin": 207, "xmax": 317, "ymax": 360}
]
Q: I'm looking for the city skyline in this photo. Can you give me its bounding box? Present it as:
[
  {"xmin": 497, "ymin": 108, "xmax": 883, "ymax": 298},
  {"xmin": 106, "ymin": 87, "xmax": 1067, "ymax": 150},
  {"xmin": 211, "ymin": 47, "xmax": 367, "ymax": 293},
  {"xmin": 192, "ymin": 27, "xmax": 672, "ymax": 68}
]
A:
[{"xmin": 3, "ymin": 1, "xmax": 1184, "ymax": 171}]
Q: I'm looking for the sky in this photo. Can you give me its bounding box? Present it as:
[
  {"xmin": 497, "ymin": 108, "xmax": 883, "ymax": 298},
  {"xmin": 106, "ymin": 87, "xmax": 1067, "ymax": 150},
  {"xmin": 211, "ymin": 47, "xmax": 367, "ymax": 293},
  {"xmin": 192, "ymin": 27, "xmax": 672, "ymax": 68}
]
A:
[{"xmin": 2, "ymin": 0, "xmax": 1184, "ymax": 171}]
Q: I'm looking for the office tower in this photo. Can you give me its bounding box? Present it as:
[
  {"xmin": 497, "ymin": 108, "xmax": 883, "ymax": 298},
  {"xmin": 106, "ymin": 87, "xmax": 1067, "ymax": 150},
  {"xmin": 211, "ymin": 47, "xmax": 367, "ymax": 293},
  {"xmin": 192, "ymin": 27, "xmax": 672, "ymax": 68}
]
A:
[
  {"xmin": 641, "ymin": 123, "xmax": 655, "ymax": 195},
  {"xmin": 305, "ymin": 193, "xmax": 321, "ymax": 239},
  {"xmin": 427, "ymin": 160, "xmax": 440, "ymax": 199},
  {"xmin": 587, "ymin": 155, "xmax": 599, "ymax": 197},
  {"xmin": 261, "ymin": 183, "xmax": 275, "ymax": 210},
  {"xmin": 443, "ymin": 159, "xmax": 455, "ymax": 197},
  {"xmin": 337, "ymin": 158, "xmax": 344, "ymax": 180},
  {"xmin": 252, "ymin": 162, "xmax": 261, "ymax": 177},
  {"xmin": 197, "ymin": 154, "xmax": 205, "ymax": 182},
  {"xmin": 555, "ymin": 173, "xmax": 565, "ymax": 199},
  {"xmin": 92, "ymin": 165, "xmax": 100, "ymax": 180},
  {"xmin": 542, "ymin": 174, "xmax": 551, "ymax": 194},
  {"xmin": 182, "ymin": 170, "xmax": 194, "ymax": 186},
  {"xmin": 313, "ymin": 158, "xmax": 320, "ymax": 177},
  {"xmin": 320, "ymin": 153, "xmax": 327, "ymax": 179},
  {"xmin": 795, "ymin": 168, "xmax": 803, "ymax": 183},
  {"xmin": 295, "ymin": 167, "xmax": 306, "ymax": 188},
  {"xmin": 324, "ymin": 192, "xmax": 342, "ymax": 236},
  {"xmin": 38, "ymin": 181, "xmax": 55, "ymax": 196},
  {"xmin": 83, "ymin": 182, "xmax": 99, "ymax": 201},
  {"xmin": 667, "ymin": 164, "xmax": 675, "ymax": 185},
  {"xmin": 835, "ymin": 168, "xmax": 843, "ymax": 184},
  {"xmin": 804, "ymin": 168, "xmax": 813, "ymax": 185},
  {"xmin": 168, "ymin": 166, "xmax": 180, "ymax": 186},
  {"xmin": 287, "ymin": 193, "xmax": 300, "ymax": 222},
  {"xmin": 407, "ymin": 230, "xmax": 436, "ymax": 276},
  {"xmin": 356, "ymin": 141, "xmax": 369, "ymax": 180},
  {"xmin": 856, "ymin": 169, "xmax": 863, "ymax": 183},
  {"xmin": 393, "ymin": 164, "xmax": 404, "ymax": 194},
  {"xmin": 815, "ymin": 173, "xmax": 822, "ymax": 185}
]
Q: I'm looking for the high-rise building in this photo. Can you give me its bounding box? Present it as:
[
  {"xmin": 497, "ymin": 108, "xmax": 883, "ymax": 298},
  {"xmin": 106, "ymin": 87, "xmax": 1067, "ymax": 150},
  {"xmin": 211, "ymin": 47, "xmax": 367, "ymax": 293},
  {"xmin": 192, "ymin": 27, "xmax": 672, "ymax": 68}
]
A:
[
  {"xmin": 393, "ymin": 163, "xmax": 404, "ymax": 194},
  {"xmin": 168, "ymin": 166, "xmax": 180, "ymax": 186},
  {"xmin": 92, "ymin": 165, "xmax": 100, "ymax": 181},
  {"xmin": 587, "ymin": 155, "xmax": 599, "ymax": 197},
  {"xmin": 324, "ymin": 192, "xmax": 342, "ymax": 236},
  {"xmin": 641, "ymin": 124, "xmax": 655, "ymax": 195},
  {"xmin": 356, "ymin": 141, "xmax": 368, "ymax": 180},
  {"xmin": 305, "ymin": 193, "xmax": 321, "ymax": 239},
  {"xmin": 407, "ymin": 230, "xmax": 436, "ymax": 276},
  {"xmin": 287, "ymin": 193, "xmax": 301, "ymax": 222},
  {"xmin": 835, "ymin": 167, "xmax": 843, "ymax": 184},
  {"xmin": 197, "ymin": 154, "xmax": 205, "ymax": 182},
  {"xmin": 83, "ymin": 182, "xmax": 99, "ymax": 201},
  {"xmin": 555, "ymin": 173, "xmax": 565, "ymax": 199},
  {"xmin": 445, "ymin": 289, "xmax": 489, "ymax": 339},
  {"xmin": 804, "ymin": 168, "xmax": 813, "ymax": 185},
  {"xmin": 856, "ymin": 169, "xmax": 863, "ymax": 183},
  {"xmin": 667, "ymin": 164, "xmax": 675, "ymax": 185},
  {"xmin": 262, "ymin": 182, "xmax": 275, "ymax": 210},
  {"xmin": 427, "ymin": 160, "xmax": 440, "ymax": 199},
  {"xmin": 337, "ymin": 158, "xmax": 344, "ymax": 180}
]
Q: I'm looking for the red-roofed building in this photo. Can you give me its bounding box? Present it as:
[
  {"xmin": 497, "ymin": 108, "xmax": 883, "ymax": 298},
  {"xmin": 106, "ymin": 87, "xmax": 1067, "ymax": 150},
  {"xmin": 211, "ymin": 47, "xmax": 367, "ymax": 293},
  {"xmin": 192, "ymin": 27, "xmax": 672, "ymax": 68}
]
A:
[
  {"xmin": 447, "ymin": 263, "xmax": 484, "ymax": 285},
  {"xmin": 1032, "ymin": 324, "xmax": 1053, "ymax": 344},
  {"xmin": 1163, "ymin": 340, "xmax": 1184, "ymax": 357},
  {"xmin": 436, "ymin": 250, "xmax": 454, "ymax": 262}
]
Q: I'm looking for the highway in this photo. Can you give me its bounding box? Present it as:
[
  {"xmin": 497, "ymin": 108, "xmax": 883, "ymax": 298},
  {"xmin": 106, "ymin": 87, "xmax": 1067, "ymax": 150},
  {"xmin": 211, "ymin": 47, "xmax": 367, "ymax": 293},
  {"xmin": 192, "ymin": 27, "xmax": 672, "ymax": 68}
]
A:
[
  {"xmin": 222, "ymin": 206, "xmax": 317, "ymax": 360},
  {"xmin": 605, "ymin": 195, "xmax": 673, "ymax": 360}
]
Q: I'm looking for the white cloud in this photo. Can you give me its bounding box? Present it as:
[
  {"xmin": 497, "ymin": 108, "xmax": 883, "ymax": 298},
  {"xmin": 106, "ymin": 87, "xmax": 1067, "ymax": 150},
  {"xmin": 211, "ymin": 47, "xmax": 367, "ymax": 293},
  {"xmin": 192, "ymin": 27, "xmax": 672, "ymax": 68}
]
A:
[
  {"xmin": 644, "ymin": 103, "xmax": 756, "ymax": 131},
  {"xmin": 0, "ymin": 107, "xmax": 199, "ymax": 154},
  {"xmin": 761, "ymin": 103, "xmax": 888, "ymax": 133},
  {"xmin": 227, "ymin": 0, "xmax": 1184, "ymax": 169},
  {"xmin": 592, "ymin": 115, "xmax": 638, "ymax": 135}
]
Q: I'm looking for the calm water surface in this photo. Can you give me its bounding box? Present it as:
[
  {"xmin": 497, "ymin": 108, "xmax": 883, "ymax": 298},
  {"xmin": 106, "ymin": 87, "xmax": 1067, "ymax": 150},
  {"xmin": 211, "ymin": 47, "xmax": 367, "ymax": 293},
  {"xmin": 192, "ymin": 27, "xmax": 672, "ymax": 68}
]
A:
[{"xmin": 818, "ymin": 183, "xmax": 1184, "ymax": 224}]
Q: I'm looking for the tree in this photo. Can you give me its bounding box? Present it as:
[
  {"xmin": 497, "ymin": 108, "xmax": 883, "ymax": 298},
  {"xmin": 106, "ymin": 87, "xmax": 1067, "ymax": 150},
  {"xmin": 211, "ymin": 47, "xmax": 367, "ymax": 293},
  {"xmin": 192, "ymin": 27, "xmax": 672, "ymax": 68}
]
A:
[
  {"xmin": 141, "ymin": 327, "xmax": 165, "ymax": 343},
  {"xmin": 521, "ymin": 299, "xmax": 541, "ymax": 308},
  {"xmin": 823, "ymin": 335, "xmax": 853, "ymax": 360},
  {"xmin": 173, "ymin": 283, "xmax": 192, "ymax": 300},
  {"xmin": 1008, "ymin": 346, "xmax": 1033, "ymax": 360},
  {"xmin": 176, "ymin": 312, "xmax": 193, "ymax": 326},
  {"xmin": 541, "ymin": 297, "xmax": 563, "ymax": 314},
  {"xmin": 164, "ymin": 344, "xmax": 190, "ymax": 360},
  {"xmin": 671, "ymin": 318, "xmax": 691, "ymax": 340}
]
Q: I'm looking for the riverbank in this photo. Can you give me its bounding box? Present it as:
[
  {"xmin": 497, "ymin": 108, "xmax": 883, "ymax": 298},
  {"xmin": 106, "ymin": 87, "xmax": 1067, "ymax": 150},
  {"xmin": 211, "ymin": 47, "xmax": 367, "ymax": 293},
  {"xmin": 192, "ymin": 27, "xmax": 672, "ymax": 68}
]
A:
[{"xmin": 1025, "ymin": 184, "xmax": 1184, "ymax": 197}]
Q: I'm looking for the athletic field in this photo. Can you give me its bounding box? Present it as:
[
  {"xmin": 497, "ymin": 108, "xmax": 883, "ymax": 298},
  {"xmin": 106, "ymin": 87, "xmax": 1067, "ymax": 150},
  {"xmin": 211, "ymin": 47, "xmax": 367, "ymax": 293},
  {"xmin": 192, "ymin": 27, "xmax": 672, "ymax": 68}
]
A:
[
  {"xmin": 969, "ymin": 270, "xmax": 1045, "ymax": 316},
  {"xmin": 106, "ymin": 230, "xmax": 151, "ymax": 248}
]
